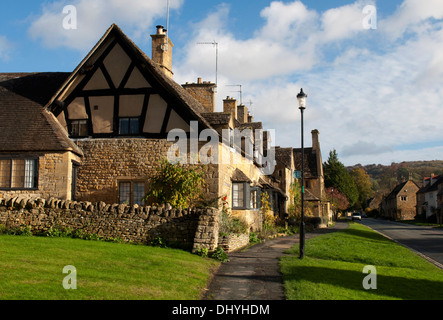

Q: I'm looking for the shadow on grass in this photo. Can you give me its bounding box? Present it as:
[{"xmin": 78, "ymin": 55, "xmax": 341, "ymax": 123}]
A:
[
  {"xmin": 284, "ymin": 265, "xmax": 443, "ymax": 300},
  {"xmin": 337, "ymin": 226, "xmax": 394, "ymax": 243}
]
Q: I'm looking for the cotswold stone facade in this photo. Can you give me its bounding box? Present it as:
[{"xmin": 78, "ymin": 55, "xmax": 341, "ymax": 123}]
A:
[
  {"xmin": 380, "ymin": 179, "xmax": 420, "ymax": 221},
  {"xmin": 74, "ymin": 138, "xmax": 174, "ymax": 204},
  {"xmin": 0, "ymin": 195, "xmax": 219, "ymax": 251},
  {"xmin": 0, "ymin": 151, "xmax": 81, "ymax": 201}
]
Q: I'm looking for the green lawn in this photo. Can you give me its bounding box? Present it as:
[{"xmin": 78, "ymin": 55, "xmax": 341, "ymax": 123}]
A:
[
  {"xmin": 0, "ymin": 235, "xmax": 219, "ymax": 300},
  {"xmin": 280, "ymin": 222, "xmax": 443, "ymax": 300}
]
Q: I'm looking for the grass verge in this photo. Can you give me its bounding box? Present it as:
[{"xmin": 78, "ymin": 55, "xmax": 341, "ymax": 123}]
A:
[
  {"xmin": 280, "ymin": 222, "xmax": 443, "ymax": 300},
  {"xmin": 0, "ymin": 235, "xmax": 219, "ymax": 300}
]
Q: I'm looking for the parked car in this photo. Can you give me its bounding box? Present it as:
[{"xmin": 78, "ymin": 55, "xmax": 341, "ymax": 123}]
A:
[{"xmin": 351, "ymin": 212, "xmax": 362, "ymax": 221}]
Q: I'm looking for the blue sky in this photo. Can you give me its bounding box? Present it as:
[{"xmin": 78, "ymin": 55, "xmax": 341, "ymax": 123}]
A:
[{"xmin": 1, "ymin": 0, "xmax": 443, "ymax": 166}]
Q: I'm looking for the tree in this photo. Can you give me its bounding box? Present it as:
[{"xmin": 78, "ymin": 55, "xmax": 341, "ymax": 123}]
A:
[
  {"xmin": 324, "ymin": 149, "xmax": 358, "ymax": 208},
  {"xmin": 288, "ymin": 180, "xmax": 302, "ymax": 219},
  {"xmin": 144, "ymin": 159, "xmax": 205, "ymax": 208},
  {"xmin": 350, "ymin": 167, "xmax": 374, "ymax": 210},
  {"xmin": 325, "ymin": 187, "xmax": 349, "ymax": 219}
]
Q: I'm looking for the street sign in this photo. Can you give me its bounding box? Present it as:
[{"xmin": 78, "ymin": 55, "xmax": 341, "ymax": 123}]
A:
[{"xmin": 294, "ymin": 171, "xmax": 301, "ymax": 179}]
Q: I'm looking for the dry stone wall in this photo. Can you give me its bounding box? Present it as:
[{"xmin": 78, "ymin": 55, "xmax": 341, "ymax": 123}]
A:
[{"xmin": 0, "ymin": 195, "xmax": 219, "ymax": 251}]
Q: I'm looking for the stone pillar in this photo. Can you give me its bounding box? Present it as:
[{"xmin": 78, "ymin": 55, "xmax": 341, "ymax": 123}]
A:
[{"xmin": 192, "ymin": 208, "xmax": 220, "ymax": 253}]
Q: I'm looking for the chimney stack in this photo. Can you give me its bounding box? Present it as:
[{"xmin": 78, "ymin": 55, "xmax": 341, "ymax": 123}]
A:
[
  {"xmin": 223, "ymin": 96, "xmax": 237, "ymax": 120},
  {"xmin": 237, "ymin": 104, "xmax": 249, "ymax": 124},
  {"xmin": 182, "ymin": 78, "xmax": 217, "ymax": 113},
  {"xmin": 151, "ymin": 25, "xmax": 174, "ymax": 78},
  {"xmin": 311, "ymin": 129, "xmax": 320, "ymax": 151},
  {"xmin": 247, "ymin": 112, "xmax": 253, "ymax": 123}
]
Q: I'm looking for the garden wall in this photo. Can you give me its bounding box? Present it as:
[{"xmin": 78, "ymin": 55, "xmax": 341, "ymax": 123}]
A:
[{"xmin": 0, "ymin": 195, "xmax": 219, "ymax": 252}]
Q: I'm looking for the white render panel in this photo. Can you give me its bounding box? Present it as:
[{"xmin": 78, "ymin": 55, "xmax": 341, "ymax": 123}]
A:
[
  {"xmin": 125, "ymin": 67, "xmax": 151, "ymax": 89},
  {"xmin": 89, "ymin": 96, "xmax": 114, "ymax": 133},
  {"xmin": 103, "ymin": 43, "xmax": 131, "ymax": 88},
  {"xmin": 143, "ymin": 94, "xmax": 167, "ymax": 133},
  {"xmin": 119, "ymin": 95, "xmax": 144, "ymax": 117},
  {"xmin": 67, "ymin": 97, "xmax": 88, "ymax": 120}
]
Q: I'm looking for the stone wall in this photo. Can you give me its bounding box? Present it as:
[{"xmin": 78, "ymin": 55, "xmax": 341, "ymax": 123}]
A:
[
  {"xmin": 218, "ymin": 233, "xmax": 250, "ymax": 252},
  {"xmin": 0, "ymin": 195, "xmax": 219, "ymax": 251}
]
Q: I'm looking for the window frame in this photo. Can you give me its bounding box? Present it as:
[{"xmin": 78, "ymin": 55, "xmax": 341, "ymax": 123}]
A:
[
  {"xmin": 118, "ymin": 180, "xmax": 146, "ymax": 206},
  {"xmin": 70, "ymin": 119, "xmax": 89, "ymax": 137},
  {"xmin": 119, "ymin": 117, "xmax": 140, "ymax": 136},
  {"xmin": 0, "ymin": 158, "xmax": 39, "ymax": 190},
  {"xmin": 232, "ymin": 182, "xmax": 261, "ymax": 210}
]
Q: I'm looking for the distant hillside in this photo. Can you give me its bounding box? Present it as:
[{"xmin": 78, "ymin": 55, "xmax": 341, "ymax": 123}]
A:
[{"xmin": 348, "ymin": 160, "xmax": 443, "ymax": 195}]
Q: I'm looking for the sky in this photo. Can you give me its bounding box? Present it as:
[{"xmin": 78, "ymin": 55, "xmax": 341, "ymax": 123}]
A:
[{"xmin": 1, "ymin": 0, "xmax": 443, "ymax": 166}]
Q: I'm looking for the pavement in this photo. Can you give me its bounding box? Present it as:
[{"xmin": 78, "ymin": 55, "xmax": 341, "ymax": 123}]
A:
[{"xmin": 202, "ymin": 220, "xmax": 349, "ymax": 300}]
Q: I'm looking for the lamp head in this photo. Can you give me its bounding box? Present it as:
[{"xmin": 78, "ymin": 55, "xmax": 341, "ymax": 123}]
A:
[{"xmin": 297, "ymin": 88, "xmax": 307, "ymax": 110}]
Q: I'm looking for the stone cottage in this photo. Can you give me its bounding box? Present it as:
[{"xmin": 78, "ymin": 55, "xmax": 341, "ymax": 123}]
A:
[
  {"xmin": 0, "ymin": 73, "xmax": 83, "ymax": 200},
  {"xmin": 0, "ymin": 24, "xmax": 294, "ymax": 231},
  {"xmin": 416, "ymin": 174, "xmax": 443, "ymax": 221},
  {"xmin": 380, "ymin": 179, "xmax": 420, "ymax": 220}
]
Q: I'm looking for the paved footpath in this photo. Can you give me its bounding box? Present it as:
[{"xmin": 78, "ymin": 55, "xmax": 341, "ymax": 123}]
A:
[{"xmin": 203, "ymin": 220, "xmax": 349, "ymax": 300}]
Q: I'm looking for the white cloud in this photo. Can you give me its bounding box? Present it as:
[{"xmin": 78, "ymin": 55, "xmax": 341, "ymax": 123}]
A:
[
  {"xmin": 174, "ymin": 1, "xmax": 443, "ymax": 166},
  {"xmin": 381, "ymin": 0, "xmax": 443, "ymax": 39},
  {"xmin": 28, "ymin": 0, "xmax": 183, "ymax": 51},
  {"xmin": 320, "ymin": 0, "xmax": 371, "ymax": 42},
  {"xmin": 0, "ymin": 35, "xmax": 13, "ymax": 61}
]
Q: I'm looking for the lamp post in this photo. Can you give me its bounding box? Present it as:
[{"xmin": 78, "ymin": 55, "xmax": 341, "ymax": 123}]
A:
[{"xmin": 297, "ymin": 88, "xmax": 307, "ymax": 259}]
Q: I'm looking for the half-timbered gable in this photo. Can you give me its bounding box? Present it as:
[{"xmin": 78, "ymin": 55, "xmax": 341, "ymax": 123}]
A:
[{"xmin": 48, "ymin": 24, "xmax": 212, "ymax": 141}]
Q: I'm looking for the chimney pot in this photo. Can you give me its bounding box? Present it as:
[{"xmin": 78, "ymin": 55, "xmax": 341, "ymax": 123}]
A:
[
  {"xmin": 197, "ymin": 77, "xmax": 202, "ymax": 84},
  {"xmin": 156, "ymin": 25, "xmax": 165, "ymax": 35}
]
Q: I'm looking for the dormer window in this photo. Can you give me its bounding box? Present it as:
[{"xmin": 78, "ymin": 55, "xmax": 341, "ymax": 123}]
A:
[{"xmin": 119, "ymin": 117, "xmax": 139, "ymax": 135}]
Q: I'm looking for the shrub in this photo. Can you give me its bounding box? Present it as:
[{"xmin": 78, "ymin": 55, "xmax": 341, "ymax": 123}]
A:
[
  {"xmin": 249, "ymin": 232, "xmax": 261, "ymax": 244},
  {"xmin": 151, "ymin": 236, "xmax": 168, "ymax": 248},
  {"xmin": 195, "ymin": 246, "xmax": 209, "ymax": 258},
  {"xmin": 218, "ymin": 210, "xmax": 248, "ymax": 236},
  {"xmin": 210, "ymin": 246, "xmax": 229, "ymax": 262},
  {"xmin": 144, "ymin": 159, "xmax": 205, "ymax": 208}
]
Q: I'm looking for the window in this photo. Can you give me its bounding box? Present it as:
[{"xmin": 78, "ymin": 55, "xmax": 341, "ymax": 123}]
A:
[
  {"xmin": 119, "ymin": 181, "xmax": 145, "ymax": 206},
  {"xmin": 0, "ymin": 159, "xmax": 38, "ymax": 189},
  {"xmin": 232, "ymin": 183, "xmax": 245, "ymax": 208},
  {"xmin": 71, "ymin": 120, "xmax": 88, "ymax": 137},
  {"xmin": 119, "ymin": 117, "xmax": 139, "ymax": 135},
  {"xmin": 400, "ymin": 196, "xmax": 407, "ymax": 201},
  {"xmin": 250, "ymin": 188, "xmax": 260, "ymax": 209},
  {"xmin": 232, "ymin": 183, "xmax": 261, "ymax": 210}
]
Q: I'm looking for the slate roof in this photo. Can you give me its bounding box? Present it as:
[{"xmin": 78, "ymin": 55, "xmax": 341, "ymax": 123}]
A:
[
  {"xmin": 417, "ymin": 175, "xmax": 443, "ymax": 194},
  {"xmin": 275, "ymin": 147, "xmax": 293, "ymax": 169},
  {"xmin": 231, "ymin": 168, "xmax": 252, "ymax": 183},
  {"xmin": 385, "ymin": 181, "xmax": 409, "ymax": 200},
  {"xmin": 202, "ymin": 112, "xmax": 232, "ymax": 125},
  {"xmin": 0, "ymin": 73, "xmax": 83, "ymax": 156},
  {"xmin": 293, "ymin": 147, "xmax": 318, "ymax": 178}
]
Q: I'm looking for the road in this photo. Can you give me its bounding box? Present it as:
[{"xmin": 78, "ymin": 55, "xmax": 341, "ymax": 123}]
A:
[{"xmin": 360, "ymin": 218, "xmax": 443, "ymax": 268}]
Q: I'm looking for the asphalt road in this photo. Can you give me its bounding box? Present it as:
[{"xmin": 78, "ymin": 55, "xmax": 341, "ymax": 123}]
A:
[{"xmin": 359, "ymin": 218, "xmax": 443, "ymax": 268}]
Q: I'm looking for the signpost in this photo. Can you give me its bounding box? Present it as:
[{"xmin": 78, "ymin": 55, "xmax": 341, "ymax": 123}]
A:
[{"xmin": 294, "ymin": 171, "xmax": 301, "ymax": 179}]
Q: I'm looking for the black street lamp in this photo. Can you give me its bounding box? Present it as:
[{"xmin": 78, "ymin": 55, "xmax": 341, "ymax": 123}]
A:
[{"xmin": 297, "ymin": 88, "xmax": 307, "ymax": 259}]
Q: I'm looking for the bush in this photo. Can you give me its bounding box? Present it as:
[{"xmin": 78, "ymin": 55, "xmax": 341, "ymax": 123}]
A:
[
  {"xmin": 210, "ymin": 246, "xmax": 229, "ymax": 262},
  {"xmin": 195, "ymin": 246, "xmax": 209, "ymax": 258},
  {"xmin": 151, "ymin": 236, "xmax": 168, "ymax": 248},
  {"xmin": 218, "ymin": 211, "xmax": 248, "ymax": 236},
  {"xmin": 249, "ymin": 232, "xmax": 261, "ymax": 244}
]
